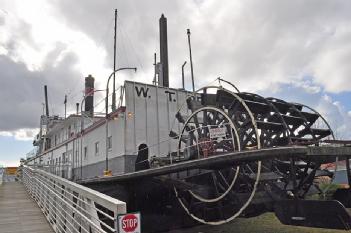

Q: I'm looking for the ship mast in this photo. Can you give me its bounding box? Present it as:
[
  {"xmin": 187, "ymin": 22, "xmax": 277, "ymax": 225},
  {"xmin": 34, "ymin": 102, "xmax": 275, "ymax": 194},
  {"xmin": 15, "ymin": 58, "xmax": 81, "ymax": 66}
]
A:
[
  {"xmin": 41, "ymin": 85, "xmax": 50, "ymax": 153},
  {"xmin": 112, "ymin": 9, "xmax": 117, "ymax": 111}
]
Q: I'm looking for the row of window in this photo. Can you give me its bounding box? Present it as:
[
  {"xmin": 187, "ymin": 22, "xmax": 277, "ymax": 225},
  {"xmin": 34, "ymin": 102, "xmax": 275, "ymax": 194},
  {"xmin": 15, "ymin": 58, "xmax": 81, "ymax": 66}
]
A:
[
  {"xmin": 83, "ymin": 136, "xmax": 113, "ymax": 159},
  {"xmin": 43, "ymin": 136, "xmax": 113, "ymax": 165},
  {"xmin": 53, "ymin": 123, "xmax": 78, "ymax": 147},
  {"xmin": 46, "ymin": 152, "xmax": 68, "ymax": 166}
]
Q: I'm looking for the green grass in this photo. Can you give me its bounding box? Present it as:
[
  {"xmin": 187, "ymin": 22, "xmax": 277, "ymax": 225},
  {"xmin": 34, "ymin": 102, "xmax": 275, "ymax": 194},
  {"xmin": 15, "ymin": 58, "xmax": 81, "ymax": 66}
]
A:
[
  {"xmin": 169, "ymin": 183, "xmax": 348, "ymax": 232},
  {"xmin": 169, "ymin": 212, "xmax": 347, "ymax": 233}
]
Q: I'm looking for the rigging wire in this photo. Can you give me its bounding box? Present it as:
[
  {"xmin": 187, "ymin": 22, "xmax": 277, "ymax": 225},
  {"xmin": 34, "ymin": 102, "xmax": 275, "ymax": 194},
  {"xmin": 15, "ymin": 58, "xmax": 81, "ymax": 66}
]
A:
[
  {"xmin": 66, "ymin": 16, "xmax": 114, "ymax": 107},
  {"xmin": 96, "ymin": 16, "xmax": 115, "ymax": 49},
  {"xmin": 117, "ymin": 15, "xmax": 144, "ymax": 70},
  {"xmin": 93, "ymin": 90, "xmax": 115, "ymax": 109},
  {"xmin": 66, "ymin": 87, "xmax": 84, "ymax": 104},
  {"xmin": 47, "ymin": 87, "xmax": 55, "ymax": 116},
  {"xmin": 118, "ymin": 26, "xmax": 131, "ymax": 68}
]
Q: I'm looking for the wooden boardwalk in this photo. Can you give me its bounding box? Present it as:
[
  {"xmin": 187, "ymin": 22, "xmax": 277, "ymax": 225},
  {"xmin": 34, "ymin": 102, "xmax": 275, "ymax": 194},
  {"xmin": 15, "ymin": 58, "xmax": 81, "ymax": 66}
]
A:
[{"xmin": 0, "ymin": 182, "xmax": 54, "ymax": 233}]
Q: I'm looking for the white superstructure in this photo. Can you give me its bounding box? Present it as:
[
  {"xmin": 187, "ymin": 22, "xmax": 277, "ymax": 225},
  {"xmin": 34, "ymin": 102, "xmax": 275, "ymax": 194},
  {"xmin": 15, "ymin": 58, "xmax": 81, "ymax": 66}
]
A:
[{"xmin": 26, "ymin": 80, "xmax": 189, "ymax": 180}]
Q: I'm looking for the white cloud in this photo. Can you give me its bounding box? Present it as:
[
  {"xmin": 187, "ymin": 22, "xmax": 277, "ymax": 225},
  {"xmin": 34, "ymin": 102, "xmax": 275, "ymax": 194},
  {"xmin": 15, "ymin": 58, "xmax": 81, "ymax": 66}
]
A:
[
  {"xmin": 315, "ymin": 94, "xmax": 351, "ymax": 139},
  {"xmin": 0, "ymin": 160, "xmax": 20, "ymax": 167},
  {"xmin": 1, "ymin": 0, "xmax": 351, "ymax": 142},
  {"xmin": 0, "ymin": 128, "xmax": 39, "ymax": 141},
  {"xmin": 323, "ymin": 94, "xmax": 333, "ymax": 103},
  {"xmin": 0, "ymin": 131, "xmax": 12, "ymax": 137},
  {"xmin": 0, "ymin": 0, "xmax": 109, "ymax": 77},
  {"xmin": 3, "ymin": 0, "xmax": 351, "ymax": 93},
  {"xmin": 291, "ymin": 80, "xmax": 322, "ymax": 94},
  {"xmin": 2, "ymin": 0, "xmax": 351, "ymax": 92}
]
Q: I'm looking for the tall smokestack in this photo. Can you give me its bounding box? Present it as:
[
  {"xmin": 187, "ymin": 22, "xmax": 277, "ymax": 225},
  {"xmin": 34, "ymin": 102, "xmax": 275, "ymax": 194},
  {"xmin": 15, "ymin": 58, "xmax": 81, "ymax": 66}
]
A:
[
  {"xmin": 84, "ymin": 74, "xmax": 95, "ymax": 117},
  {"xmin": 76, "ymin": 103, "xmax": 79, "ymax": 115},
  {"xmin": 159, "ymin": 14, "xmax": 169, "ymax": 87},
  {"xmin": 44, "ymin": 85, "xmax": 49, "ymax": 117}
]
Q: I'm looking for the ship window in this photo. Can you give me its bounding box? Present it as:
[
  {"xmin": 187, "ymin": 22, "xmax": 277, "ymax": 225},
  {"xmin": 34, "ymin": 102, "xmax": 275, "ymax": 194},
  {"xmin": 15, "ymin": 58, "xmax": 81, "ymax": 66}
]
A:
[
  {"xmin": 95, "ymin": 142, "xmax": 99, "ymax": 156},
  {"xmin": 84, "ymin": 146, "xmax": 88, "ymax": 159},
  {"xmin": 107, "ymin": 136, "xmax": 112, "ymax": 150}
]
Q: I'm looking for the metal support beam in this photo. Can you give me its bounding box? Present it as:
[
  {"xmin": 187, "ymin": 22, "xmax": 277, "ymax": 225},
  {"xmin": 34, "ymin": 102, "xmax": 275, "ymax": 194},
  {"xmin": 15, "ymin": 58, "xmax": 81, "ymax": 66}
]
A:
[
  {"xmin": 79, "ymin": 146, "xmax": 351, "ymax": 185},
  {"xmin": 105, "ymin": 68, "xmax": 137, "ymax": 176}
]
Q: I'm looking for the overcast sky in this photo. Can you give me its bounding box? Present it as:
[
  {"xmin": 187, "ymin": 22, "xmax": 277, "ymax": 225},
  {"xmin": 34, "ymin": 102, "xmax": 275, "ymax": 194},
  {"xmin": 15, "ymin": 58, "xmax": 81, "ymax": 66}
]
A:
[{"xmin": 1, "ymin": 0, "xmax": 351, "ymax": 166}]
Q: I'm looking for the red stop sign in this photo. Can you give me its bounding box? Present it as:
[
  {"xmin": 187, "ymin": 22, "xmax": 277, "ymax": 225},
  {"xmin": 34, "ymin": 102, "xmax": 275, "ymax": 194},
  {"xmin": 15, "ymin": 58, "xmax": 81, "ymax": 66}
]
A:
[{"xmin": 121, "ymin": 214, "xmax": 138, "ymax": 232}]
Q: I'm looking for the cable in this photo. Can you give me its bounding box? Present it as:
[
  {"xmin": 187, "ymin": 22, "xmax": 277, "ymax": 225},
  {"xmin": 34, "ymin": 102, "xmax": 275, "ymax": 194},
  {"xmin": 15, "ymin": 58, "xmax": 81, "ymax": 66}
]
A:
[
  {"xmin": 96, "ymin": 16, "xmax": 114, "ymax": 49},
  {"xmin": 118, "ymin": 15, "xmax": 144, "ymax": 70},
  {"xmin": 93, "ymin": 90, "xmax": 115, "ymax": 109}
]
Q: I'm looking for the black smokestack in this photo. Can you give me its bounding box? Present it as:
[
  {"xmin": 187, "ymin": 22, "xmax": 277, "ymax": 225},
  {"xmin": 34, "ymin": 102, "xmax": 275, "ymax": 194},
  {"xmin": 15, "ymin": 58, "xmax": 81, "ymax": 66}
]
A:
[
  {"xmin": 159, "ymin": 14, "xmax": 169, "ymax": 87},
  {"xmin": 44, "ymin": 85, "xmax": 49, "ymax": 116},
  {"xmin": 76, "ymin": 103, "xmax": 79, "ymax": 115},
  {"xmin": 84, "ymin": 74, "xmax": 94, "ymax": 117}
]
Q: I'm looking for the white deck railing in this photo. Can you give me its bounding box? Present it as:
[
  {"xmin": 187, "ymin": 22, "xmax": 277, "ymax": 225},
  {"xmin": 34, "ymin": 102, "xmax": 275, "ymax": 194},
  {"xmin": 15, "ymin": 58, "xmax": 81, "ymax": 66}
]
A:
[{"xmin": 22, "ymin": 166, "xmax": 126, "ymax": 233}]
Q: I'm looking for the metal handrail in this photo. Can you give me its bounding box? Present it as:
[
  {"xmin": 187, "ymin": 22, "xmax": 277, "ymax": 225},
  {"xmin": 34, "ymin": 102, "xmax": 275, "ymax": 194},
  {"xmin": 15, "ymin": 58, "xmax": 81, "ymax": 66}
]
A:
[
  {"xmin": 22, "ymin": 166, "xmax": 126, "ymax": 233},
  {"xmin": 23, "ymin": 168, "xmax": 104, "ymax": 233},
  {"xmin": 36, "ymin": 170, "xmax": 115, "ymax": 227}
]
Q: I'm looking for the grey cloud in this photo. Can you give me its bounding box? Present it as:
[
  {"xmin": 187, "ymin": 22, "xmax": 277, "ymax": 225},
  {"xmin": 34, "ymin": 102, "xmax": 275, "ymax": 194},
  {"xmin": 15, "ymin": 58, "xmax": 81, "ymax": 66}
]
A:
[
  {"xmin": 50, "ymin": 0, "xmax": 199, "ymax": 86},
  {"xmin": 3, "ymin": 17, "xmax": 39, "ymax": 58},
  {"xmin": 192, "ymin": 0, "xmax": 351, "ymax": 91},
  {"xmin": 0, "ymin": 16, "xmax": 4, "ymax": 26},
  {"xmin": 2, "ymin": 0, "xmax": 351, "ymax": 136},
  {"xmin": 49, "ymin": 0, "xmax": 351, "ymax": 93},
  {"xmin": 42, "ymin": 42, "xmax": 68, "ymax": 68},
  {"xmin": 0, "ymin": 49, "xmax": 82, "ymax": 132}
]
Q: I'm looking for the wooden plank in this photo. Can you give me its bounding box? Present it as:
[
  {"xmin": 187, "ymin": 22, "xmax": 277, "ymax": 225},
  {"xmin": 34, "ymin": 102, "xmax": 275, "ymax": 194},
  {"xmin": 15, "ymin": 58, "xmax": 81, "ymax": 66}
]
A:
[{"xmin": 0, "ymin": 182, "xmax": 54, "ymax": 233}]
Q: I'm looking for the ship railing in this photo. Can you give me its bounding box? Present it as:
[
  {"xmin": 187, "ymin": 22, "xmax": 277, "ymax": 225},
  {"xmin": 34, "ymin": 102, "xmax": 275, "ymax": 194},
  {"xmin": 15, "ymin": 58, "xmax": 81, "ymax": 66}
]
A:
[
  {"xmin": 26, "ymin": 147, "xmax": 39, "ymax": 159},
  {"xmin": 22, "ymin": 165, "xmax": 126, "ymax": 233},
  {"xmin": 26, "ymin": 163, "xmax": 74, "ymax": 180}
]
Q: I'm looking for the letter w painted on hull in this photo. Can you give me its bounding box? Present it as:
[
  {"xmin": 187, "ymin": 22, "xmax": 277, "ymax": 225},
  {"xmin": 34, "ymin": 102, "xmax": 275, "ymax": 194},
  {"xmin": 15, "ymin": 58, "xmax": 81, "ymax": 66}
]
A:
[{"xmin": 135, "ymin": 86, "xmax": 149, "ymax": 98}]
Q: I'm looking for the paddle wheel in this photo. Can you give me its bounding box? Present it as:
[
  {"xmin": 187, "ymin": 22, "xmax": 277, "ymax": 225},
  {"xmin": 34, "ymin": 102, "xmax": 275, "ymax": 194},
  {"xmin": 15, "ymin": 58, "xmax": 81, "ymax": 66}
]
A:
[{"xmin": 168, "ymin": 79, "xmax": 336, "ymax": 225}]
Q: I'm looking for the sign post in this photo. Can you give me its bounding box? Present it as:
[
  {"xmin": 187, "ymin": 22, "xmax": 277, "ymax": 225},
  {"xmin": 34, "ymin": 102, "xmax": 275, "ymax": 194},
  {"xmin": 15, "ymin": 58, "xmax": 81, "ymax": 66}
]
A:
[
  {"xmin": 117, "ymin": 212, "xmax": 141, "ymax": 233},
  {"xmin": 209, "ymin": 127, "xmax": 227, "ymax": 139}
]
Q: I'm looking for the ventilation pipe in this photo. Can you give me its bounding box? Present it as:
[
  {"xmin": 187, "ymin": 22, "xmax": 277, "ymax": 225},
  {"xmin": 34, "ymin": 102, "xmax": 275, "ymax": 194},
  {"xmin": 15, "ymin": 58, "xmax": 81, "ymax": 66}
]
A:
[
  {"xmin": 44, "ymin": 85, "xmax": 49, "ymax": 117},
  {"xmin": 159, "ymin": 14, "xmax": 169, "ymax": 87},
  {"xmin": 84, "ymin": 74, "xmax": 95, "ymax": 117},
  {"xmin": 187, "ymin": 29, "xmax": 195, "ymax": 93}
]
